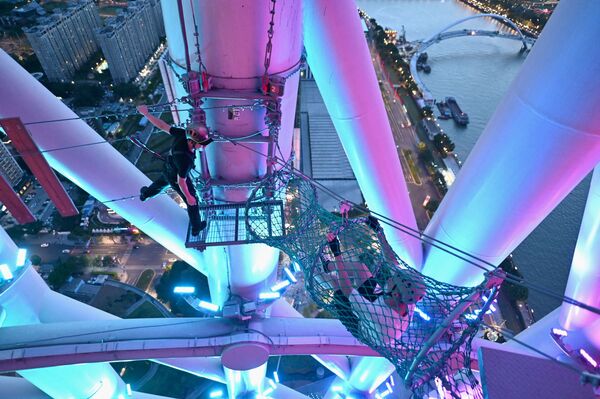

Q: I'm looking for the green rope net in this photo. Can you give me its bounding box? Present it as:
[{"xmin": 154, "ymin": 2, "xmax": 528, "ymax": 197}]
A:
[{"xmin": 246, "ymin": 170, "xmax": 503, "ymax": 398}]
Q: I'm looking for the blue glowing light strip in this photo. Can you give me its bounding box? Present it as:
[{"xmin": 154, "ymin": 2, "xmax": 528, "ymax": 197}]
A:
[
  {"xmin": 173, "ymin": 286, "xmax": 195, "ymax": 294},
  {"xmin": 259, "ymin": 292, "xmax": 280, "ymax": 299},
  {"xmin": 198, "ymin": 300, "xmax": 220, "ymax": 312},
  {"xmin": 270, "ymin": 280, "xmax": 291, "ymax": 291},
  {"xmin": 16, "ymin": 248, "xmax": 27, "ymax": 267},
  {"xmin": 0, "ymin": 264, "xmax": 13, "ymax": 280}
]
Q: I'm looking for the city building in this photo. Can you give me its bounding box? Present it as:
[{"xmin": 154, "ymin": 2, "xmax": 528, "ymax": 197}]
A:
[
  {"xmin": 22, "ymin": 0, "xmax": 102, "ymax": 82},
  {"xmin": 95, "ymin": 0, "xmax": 164, "ymax": 84},
  {"xmin": 148, "ymin": 0, "xmax": 165, "ymax": 38},
  {"xmin": 0, "ymin": 141, "xmax": 24, "ymax": 189}
]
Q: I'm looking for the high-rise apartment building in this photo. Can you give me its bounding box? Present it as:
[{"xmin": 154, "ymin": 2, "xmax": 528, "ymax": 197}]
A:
[
  {"xmin": 95, "ymin": 0, "xmax": 164, "ymax": 84},
  {"xmin": 0, "ymin": 142, "xmax": 24, "ymax": 189},
  {"xmin": 148, "ymin": 0, "xmax": 165, "ymax": 38},
  {"xmin": 23, "ymin": 0, "xmax": 102, "ymax": 82}
]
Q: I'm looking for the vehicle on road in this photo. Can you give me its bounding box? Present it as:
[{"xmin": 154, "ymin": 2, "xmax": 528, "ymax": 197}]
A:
[
  {"xmin": 61, "ymin": 249, "xmax": 71, "ymax": 254},
  {"xmin": 40, "ymin": 243, "xmax": 49, "ymax": 248}
]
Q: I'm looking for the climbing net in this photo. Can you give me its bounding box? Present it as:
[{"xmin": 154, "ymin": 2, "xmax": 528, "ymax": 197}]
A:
[{"xmin": 246, "ymin": 170, "xmax": 504, "ymax": 398}]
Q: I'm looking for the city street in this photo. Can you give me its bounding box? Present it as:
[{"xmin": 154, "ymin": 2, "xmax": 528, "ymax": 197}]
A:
[
  {"xmin": 19, "ymin": 232, "xmax": 177, "ymax": 290},
  {"xmin": 369, "ymin": 44, "xmax": 438, "ymax": 230}
]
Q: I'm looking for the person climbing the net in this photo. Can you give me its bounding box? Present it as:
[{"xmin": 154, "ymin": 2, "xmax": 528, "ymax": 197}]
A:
[
  {"xmin": 321, "ymin": 217, "xmax": 426, "ymax": 346},
  {"xmin": 136, "ymin": 104, "xmax": 213, "ymax": 236}
]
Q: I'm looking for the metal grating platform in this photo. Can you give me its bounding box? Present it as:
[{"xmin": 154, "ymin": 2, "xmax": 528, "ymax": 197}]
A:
[{"xmin": 186, "ymin": 200, "xmax": 285, "ymax": 249}]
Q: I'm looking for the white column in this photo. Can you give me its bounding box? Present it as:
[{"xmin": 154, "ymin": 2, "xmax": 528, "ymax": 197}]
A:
[
  {"xmin": 159, "ymin": 0, "xmax": 302, "ymax": 303},
  {"xmin": 159, "ymin": 0, "xmax": 303, "ymax": 393},
  {"xmin": 560, "ymin": 166, "xmax": 600, "ymax": 330},
  {"xmin": 0, "ymin": 49, "xmax": 211, "ymax": 275},
  {"xmin": 269, "ymin": 299, "xmax": 352, "ymax": 380},
  {"xmin": 303, "ymin": 0, "xmax": 422, "ymax": 269},
  {"xmin": 270, "ymin": 299, "xmax": 394, "ymax": 396},
  {"xmin": 0, "ymin": 231, "xmax": 128, "ymax": 399},
  {"xmin": 421, "ymin": 0, "xmax": 600, "ymax": 286}
]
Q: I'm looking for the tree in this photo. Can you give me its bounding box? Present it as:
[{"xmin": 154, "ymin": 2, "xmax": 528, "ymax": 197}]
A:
[
  {"xmin": 433, "ymin": 133, "xmax": 455, "ymax": 156},
  {"xmin": 45, "ymin": 82, "xmax": 73, "ymax": 98},
  {"xmin": 6, "ymin": 226, "xmax": 25, "ymax": 240},
  {"xmin": 30, "ymin": 254, "xmax": 42, "ymax": 266},
  {"xmin": 73, "ymin": 84, "xmax": 104, "ymax": 107},
  {"xmin": 102, "ymin": 255, "xmax": 113, "ymax": 267},
  {"xmin": 425, "ymin": 199, "xmax": 440, "ymax": 213},
  {"xmin": 417, "ymin": 142, "xmax": 434, "ymax": 165},
  {"xmin": 113, "ymin": 83, "xmax": 140, "ymax": 99},
  {"xmin": 24, "ymin": 220, "xmax": 44, "ymax": 234}
]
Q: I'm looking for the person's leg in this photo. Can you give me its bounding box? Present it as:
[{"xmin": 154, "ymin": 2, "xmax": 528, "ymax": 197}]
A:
[
  {"xmin": 334, "ymin": 289, "xmax": 361, "ymax": 337},
  {"xmin": 184, "ymin": 176, "xmax": 205, "ymax": 235},
  {"xmin": 140, "ymin": 174, "xmax": 169, "ymax": 201},
  {"xmin": 168, "ymin": 175, "xmax": 204, "ymax": 236}
]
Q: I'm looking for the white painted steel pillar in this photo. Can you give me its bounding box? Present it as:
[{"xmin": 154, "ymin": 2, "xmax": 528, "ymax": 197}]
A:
[
  {"xmin": 0, "ymin": 49, "xmax": 209, "ymax": 273},
  {"xmin": 0, "ymin": 376, "xmax": 176, "ymax": 399},
  {"xmin": 302, "ymin": 2, "xmax": 408, "ymax": 395},
  {"xmin": 560, "ymin": 166, "xmax": 600, "ymax": 331},
  {"xmin": 160, "ymin": 1, "xmax": 302, "ymax": 396},
  {"xmin": 421, "ymin": 0, "xmax": 600, "ymax": 287},
  {"xmin": 0, "ymin": 230, "xmax": 128, "ymax": 399},
  {"xmin": 270, "ymin": 300, "xmax": 394, "ymax": 395},
  {"xmin": 160, "ymin": 0, "xmax": 302, "ymax": 304},
  {"xmin": 303, "ymin": 0, "xmax": 422, "ymax": 269}
]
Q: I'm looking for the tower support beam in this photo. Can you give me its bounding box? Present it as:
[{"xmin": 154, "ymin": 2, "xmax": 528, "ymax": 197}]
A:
[
  {"xmin": 303, "ymin": 0, "xmax": 422, "ymax": 269},
  {"xmin": 421, "ymin": 0, "xmax": 600, "ymax": 287}
]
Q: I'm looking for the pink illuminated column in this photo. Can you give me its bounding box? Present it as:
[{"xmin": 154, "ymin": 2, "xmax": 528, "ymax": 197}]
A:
[
  {"xmin": 303, "ymin": 0, "xmax": 422, "ymax": 269},
  {"xmin": 560, "ymin": 166, "xmax": 600, "ymax": 330},
  {"xmin": 160, "ymin": 0, "xmax": 302, "ymax": 303},
  {"xmin": 421, "ymin": 0, "xmax": 600, "ymax": 287}
]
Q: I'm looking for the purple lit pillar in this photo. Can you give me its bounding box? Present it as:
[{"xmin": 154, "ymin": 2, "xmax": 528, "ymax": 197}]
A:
[
  {"xmin": 160, "ymin": 1, "xmax": 302, "ymax": 396},
  {"xmin": 160, "ymin": 0, "xmax": 302, "ymax": 303},
  {"xmin": 421, "ymin": 0, "xmax": 600, "ymax": 286},
  {"xmin": 560, "ymin": 166, "xmax": 600, "ymax": 331},
  {"xmin": 303, "ymin": 0, "xmax": 422, "ymax": 269},
  {"xmin": 302, "ymin": 1, "xmax": 402, "ymax": 395}
]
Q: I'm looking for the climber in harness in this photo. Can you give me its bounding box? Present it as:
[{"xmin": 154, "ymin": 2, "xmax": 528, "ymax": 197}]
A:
[
  {"xmin": 321, "ymin": 219, "xmax": 426, "ymax": 344},
  {"xmin": 136, "ymin": 105, "xmax": 213, "ymax": 236}
]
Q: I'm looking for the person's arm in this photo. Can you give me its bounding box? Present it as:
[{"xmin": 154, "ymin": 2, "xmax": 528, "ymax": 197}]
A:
[
  {"xmin": 137, "ymin": 105, "xmax": 171, "ymax": 133},
  {"xmin": 178, "ymin": 176, "xmax": 197, "ymax": 206}
]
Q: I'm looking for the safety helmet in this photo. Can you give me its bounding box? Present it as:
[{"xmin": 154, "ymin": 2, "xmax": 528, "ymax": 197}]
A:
[
  {"xmin": 384, "ymin": 271, "xmax": 426, "ymax": 308},
  {"xmin": 186, "ymin": 125, "xmax": 209, "ymax": 143}
]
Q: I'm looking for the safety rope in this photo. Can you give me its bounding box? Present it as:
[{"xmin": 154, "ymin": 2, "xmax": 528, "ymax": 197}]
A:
[
  {"xmin": 261, "ymin": 0, "xmax": 277, "ymax": 94},
  {"xmin": 176, "ymin": 0, "xmax": 192, "ymax": 72},
  {"xmin": 207, "ymin": 139, "xmax": 600, "ymax": 319}
]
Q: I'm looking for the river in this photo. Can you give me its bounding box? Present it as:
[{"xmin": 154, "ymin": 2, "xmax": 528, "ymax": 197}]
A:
[{"xmin": 355, "ymin": 0, "xmax": 590, "ymax": 319}]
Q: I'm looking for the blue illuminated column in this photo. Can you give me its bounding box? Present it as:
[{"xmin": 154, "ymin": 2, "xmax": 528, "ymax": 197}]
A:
[
  {"xmin": 560, "ymin": 166, "xmax": 600, "ymax": 330},
  {"xmin": 0, "ymin": 49, "xmax": 211, "ymax": 275},
  {"xmin": 303, "ymin": 0, "xmax": 422, "ymax": 269},
  {"xmin": 421, "ymin": 0, "xmax": 600, "ymax": 286},
  {"xmin": 0, "ymin": 229, "xmax": 127, "ymax": 399}
]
